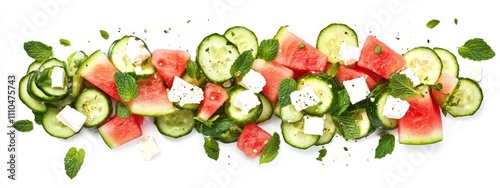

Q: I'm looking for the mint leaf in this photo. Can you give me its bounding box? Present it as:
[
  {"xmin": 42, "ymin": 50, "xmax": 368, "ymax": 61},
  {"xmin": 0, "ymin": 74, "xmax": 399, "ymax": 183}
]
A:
[
  {"xmin": 36, "ymin": 68, "xmax": 52, "ymax": 87},
  {"xmin": 259, "ymin": 132, "xmax": 280, "ymax": 164},
  {"xmin": 428, "ymin": 83, "xmax": 443, "ymax": 91},
  {"xmin": 389, "ymin": 73, "xmax": 422, "ymax": 99},
  {"xmin": 60, "ymin": 39, "xmax": 71, "ymax": 47},
  {"xmin": 277, "ymin": 78, "xmax": 297, "ymax": 107},
  {"xmin": 426, "ymin": 19, "xmax": 440, "ymax": 29},
  {"xmin": 327, "ymin": 62, "xmax": 340, "ymax": 77},
  {"xmin": 230, "ymin": 50, "xmax": 254, "ymax": 78},
  {"xmin": 12, "ymin": 120, "xmax": 33, "ymax": 132},
  {"xmin": 33, "ymin": 111, "xmax": 43, "ymax": 125},
  {"xmin": 454, "ymin": 18, "xmax": 458, "ymax": 25},
  {"xmin": 186, "ymin": 60, "xmax": 201, "ymax": 79},
  {"xmin": 458, "ymin": 38, "xmax": 495, "ymax": 61},
  {"xmin": 115, "ymin": 102, "xmax": 130, "ymax": 118},
  {"xmin": 23, "ymin": 41, "xmax": 53, "ymax": 61},
  {"xmin": 201, "ymin": 119, "xmax": 233, "ymax": 136},
  {"xmin": 203, "ymin": 137, "xmax": 220, "ymax": 161},
  {"xmin": 100, "ymin": 30, "xmax": 109, "ymax": 40},
  {"xmin": 332, "ymin": 115, "xmax": 359, "ymax": 140},
  {"xmin": 375, "ymin": 134, "xmax": 395, "ymax": 159},
  {"xmin": 374, "ymin": 45, "xmax": 382, "ymax": 55},
  {"xmin": 195, "ymin": 115, "xmax": 220, "ymax": 128},
  {"xmin": 114, "ymin": 72, "xmax": 139, "ymax": 102},
  {"xmin": 64, "ymin": 147, "xmax": 85, "ymax": 179},
  {"xmin": 331, "ymin": 89, "xmax": 351, "ymax": 116},
  {"xmin": 258, "ymin": 39, "xmax": 279, "ymax": 62},
  {"xmin": 316, "ymin": 148, "xmax": 327, "ymax": 161}
]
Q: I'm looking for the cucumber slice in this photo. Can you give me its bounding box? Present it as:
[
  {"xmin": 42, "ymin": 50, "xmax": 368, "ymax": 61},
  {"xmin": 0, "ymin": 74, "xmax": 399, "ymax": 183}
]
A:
[
  {"xmin": 316, "ymin": 23, "xmax": 358, "ymax": 65},
  {"xmin": 433, "ymin": 47, "xmax": 459, "ymax": 78},
  {"xmin": 224, "ymin": 26, "xmax": 258, "ymax": 58},
  {"xmin": 366, "ymin": 83, "xmax": 398, "ymax": 129},
  {"xmin": 196, "ymin": 34, "xmax": 240, "ymax": 83},
  {"xmin": 335, "ymin": 108, "xmax": 375, "ymax": 140},
  {"xmin": 446, "ymin": 78, "xmax": 483, "ymax": 117},
  {"xmin": 108, "ymin": 35, "xmax": 155, "ymax": 78},
  {"xmin": 155, "ymin": 109, "xmax": 195, "ymax": 138},
  {"xmin": 224, "ymin": 86, "xmax": 262, "ymax": 125},
  {"xmin": 255, "ymin": 93, "xmax": 273, "ymax": 123},
  {"xmin": 42, "ymin": 108, "xmax": 77, "ymax": 139},
  {"xmin": 19, "ymin": 73, "xmax": 47, "ymax": 113},
  {"xmin": 66, "ymin": 51, "xmax": 88, "ymax": 77},
  {"xmin": 47, "ymin": 96, "xmax": 72, "ymax": 109},
  {"xmin": 403, "ymin": 47, "xmax": 443, "ymax": 85},
  {"xmin": 36, "ymin": 66, "xmax": 69, "ymax": 98},
  {"xmin": 26, "ymin": 61, "xmax": 43, "ymax": 73},
  {"xmin": 315, "ymin": 114, "xmax": 336, "ymax": 145},
  {"xmin": 74, "ymin": 88, "xmax": 112, "ymax": 128},
  {"xmin": 280, "ymin": 104, "xmax": 304, "ymax": 123},
  {"xmin": 27, "ymin": 71, "xmax": 62, "ymax": 102},
  {"xmin": 282, "ymin": 119, "xmax": 320, "ymax": 149},
  {"xmin": 296, "ymin": 74, "xmax": 339, "ymax": 116}
]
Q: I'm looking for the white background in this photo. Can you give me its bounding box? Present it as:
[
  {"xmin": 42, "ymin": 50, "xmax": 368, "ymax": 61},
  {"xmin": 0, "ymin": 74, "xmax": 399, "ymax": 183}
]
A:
[{"xmin": 1, "ymin": 0, "xmax": 499, "ymax": 187}]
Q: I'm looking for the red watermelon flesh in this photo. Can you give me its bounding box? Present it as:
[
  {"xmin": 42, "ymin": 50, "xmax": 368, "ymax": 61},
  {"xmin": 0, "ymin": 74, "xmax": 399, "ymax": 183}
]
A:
[
  {"xmin": 398, "ymin": 86, "xmax": 443, "ymax": 145},
  {"xmin": 98, "ymin": 114, "xmax": 143, "ymax": 149},
  {"xmin": 151, "ymin": 49, "xmax": 190, "ymax": 88},
  {"xmin": 252, "ymin": 59, "xmax": 295, "ymax": 104},
  {"xmin": 273, "ymin": 27, "xmax": 329, "ymax": 73},
  {"xmin": 78, "ymin": 50, "xmax": 121, "ymax": 101},
  {"xmin": 126, "ymin": 73, "xmax": 175, "ymax": 116},
  {"xmin": 197, "ymin": 83, "xmax": 229, "ymax": 121},
  {"xmin": 237, "ymin": 123, "xmax": 271, "ymax": 159},
  {"xmin": 335, "ymin": 65, "xmax": 378, "ymax": 89},
  {"xmin": 431, "ymin": 73, "xmax": 459, "ymax": 107},
  {"xmin": 357, "ymin": 35, "xmax": 406, "ymax": 80}
]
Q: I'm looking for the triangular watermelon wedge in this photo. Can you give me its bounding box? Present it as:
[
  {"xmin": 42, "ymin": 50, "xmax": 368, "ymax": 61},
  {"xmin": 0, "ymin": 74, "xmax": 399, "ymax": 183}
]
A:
[
  {"xmin": 126, "ymin": 73, "xmax": 175, "ymax": 116},
  {"xmin": 78, "ymin": 50, "xmax": 121, "ymax": 101}
]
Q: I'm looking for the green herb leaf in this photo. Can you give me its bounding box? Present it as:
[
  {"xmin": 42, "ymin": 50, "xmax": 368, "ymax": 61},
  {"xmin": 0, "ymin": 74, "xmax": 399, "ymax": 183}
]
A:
[
  {"xmin": 203, "ymin": 137, "xmax": 220, "ymax": 161},
  {"xmin": 428, "ymin": 83, "xmax": 443, "ymax": 91},
  {"xmin": 195, "ymin": 115, "xmax": 220, "ymax": 128},
  {"xmin": 230, "ymin": 50, "xmax": 254, "ymax": 78},
  {"xmin": 389, "ymin": 73, "xmax": 422, "ymax": 99},
  {"xmin": 332, "ymin": 115, "xmax": 360, "ymax": 140},
  {"xmin": 277, "ymin": 78, "xmax": 297, "ymax": 107},
  {"xmin": 115, "ymin": 102, "xmax": 130, "ymax": 118},
  {"xmin": 458, "ymin": 38, "xmax": 496, "ymax": 61},
  {"xmin": 426, "ymin": 19, "xmax": 440, "ymax": 29},
  {"xmin": 375, "ymin": 134, "xmax": 395, "ymax": 159},
  {"xmin": 23, "ymin": 41, "xmax": 53, "ymax": 61},
  {"xmin": 186, "ymin": 60, "xmax": 201, "ymax": 79},
  {"xmin": 257, "ymin": 39, "xmax": 279, "ymax": 62},
  {"xmin": 100, "ymin": 30, "xmax": 109, "ymax": 40},
  {"xmin": 12, "ymin": 120, "xmax": 33, "ymax": 132},
  {"xmin": 316, "ymin": 148, "xmax": 327, "ymax": 161},
  {"xmin": 36, "ymin": 68, "xmax": 52, "ymax": 87},
  {"xmin": 260, "ymin": 132, "xmax": 280, "ymax": 164},
  {"xmin": 202, "ymin": 119, "xmax": 233, "ymax": 136},
  {"xmin": 59, "ymin": 39, "xmax": 71, "ymax": 47},
  {"xmin": 33, "ymin": 111, "xmax": 43, "ymax": 125},
  {"xmin": 64, "ymin": 147, "xmax": 85, "ymax": 179},
  {"xmin": 374, "ymin": 45, "xmax": 382, "ymax": 55},
  {"xmin": 343, "ymin": 147, "xmax": 348, "ymax": 151},
  {"xmin": 327, "ymin": 62, "xmax": 341, "ymax": 77},
  {"xmin": 298, "ymin": 43, "xmax": 305, "ymax": 49},
  {"xmin": 454, "ymin": 18, "xmax": 458, "ymax": 25},
  {"xmin": 331, "ymin": 89, "xmax": 351, "ymax": 116},
  {"xmin": 114, "ymin": 72, "xmax": 139, "ymax": 102}
]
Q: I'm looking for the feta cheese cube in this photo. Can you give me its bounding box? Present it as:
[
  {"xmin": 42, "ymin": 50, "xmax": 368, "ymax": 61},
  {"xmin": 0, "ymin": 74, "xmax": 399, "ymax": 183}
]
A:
[
  {"xmin": 50, "ymin": 66, "xmax": 66, "ymax": 88},
  {"xmin": 56, "ymin": 106, "xmax": 87, "ymax": 132},
  {"xmin": 138, "ymin": 136, "xmax": 161, "ymax": 161},
  {"xmin": 343, "ymin": 77, "xmax": 370, "ymax": 104},
  {"xmin": 234, "ymin": 90, "xmax": 261, "ymax": 115},
  {"xmin": 240, "ymin": 69, "xmax": 266, "ymax": 93},
  {"xmin": 399, "ymin": 68, "xmax": 421, "ymax": 87},
  {"xmin": 382, "ymin": 95, "xmax": 410, "ymax": 119},
  {"xmin": 167, "ymin": 76, "xmax": 204, "ymax": 106},
  {"xmin": 468, "ymin": 66, "xmax": 482, "ymax": 82},
  {"xmin": 290, "ymin": 86, "xmax": 320, "ymax": 111},
  {"xmin": 338, "ymin": 42, "xmax": 361, "ymax": 65},
  {"xmin": 126, "ymin": 37, "xmax": 150, "ymax": 65},
  {"xmin": 303, "ymin": 115, "xmax": 325, "ymax": 135}
]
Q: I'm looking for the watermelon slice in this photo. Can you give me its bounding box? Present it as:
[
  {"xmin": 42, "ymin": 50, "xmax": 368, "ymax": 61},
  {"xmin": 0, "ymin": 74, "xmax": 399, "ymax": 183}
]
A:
[
  {"xmin": 357, "ymin": 35, "xmax": 406, "ymax": 80},
  {"xmin": 196, "ymin": 83, "xmax": 229, "ymax": 121},
  {"xmin": 151, "ymin": 49, "xmax": 190, "ymax": 88},
  {"xmin": 399, "ymin": 86, "xmax": 443, "ymax": 145},
  {"xmin": 335, "ymin": 65, "xmax": 378, "ymax": 89},
  {"xmin": 252, "ymin": 59, "xmax": 295, "ymax": 104},
  {"xmin": 237, "ymin": 123, "xmax": 271, "ymax": 159},
  {"xmin": 126, "ymin": 74, "xmax": 175, "ymax": 116},
  {"xmin": 273, "ymin": 26, "xmax": 329, "ymax": 73},
  {"xmin": 98, "ymin": 114, "xmax": 143, "ymax": 149},
  {"xmin": 431, "ymin": 73, "xmax": 459, "ymax": 108},
  {"xmin": 78, "ymin": 50, "xmax": 121, "ymax": 101}
]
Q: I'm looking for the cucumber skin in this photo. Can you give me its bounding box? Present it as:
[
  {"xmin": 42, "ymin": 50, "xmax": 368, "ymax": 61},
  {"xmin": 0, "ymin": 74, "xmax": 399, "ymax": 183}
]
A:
[
  {"xmin": 224, "ymin": 86, "xmax": 263, "ymax": 126},
  {"xmin": 366, "ymin": 82, "xmax": 398, "ymax": 130},
  {"xmin": 296, "ymin": 73, "xmax": 339, "ymax": 116}
]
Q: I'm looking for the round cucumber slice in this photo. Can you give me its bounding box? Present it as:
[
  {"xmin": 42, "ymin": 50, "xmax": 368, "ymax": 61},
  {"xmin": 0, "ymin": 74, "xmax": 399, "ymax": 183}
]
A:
[
  {"xmin": 197, "ymin": 34, "xmax": 240, "ymax": 83},
  {"xmin": 403, "ymin": 47, "xmax": 443, "ymax": 85},
  {"xmin": 446, "ymin": 78, "xmax": 483, "ymax": 117},
  {"xmin": 316, "ymin": 23, "xmax": 358, "ymax": 65},
  {"xmin": 434, "ymin": 47, "xmax": 459, "ymax": 78},
  {"xmin": 155, "ymin": 110, "xmax": 195, "ymax": 138},
  {"xmin": 224, "ymin": 26, "xmax": 258, "ymax": 58},
  {"xmin": 74, "ymin": 88, "xmax": 112, "ymax": 128}
]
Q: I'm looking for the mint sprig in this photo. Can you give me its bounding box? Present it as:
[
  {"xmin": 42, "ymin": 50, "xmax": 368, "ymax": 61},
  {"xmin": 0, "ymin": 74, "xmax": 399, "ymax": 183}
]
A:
[
  {"xmin": 64, "ymin": 147, "xmax": 85, "ymax": 179},
  {"xmin": 186, "ymin": 60, "xmax": 201, "ymax": 79},
  {"xmin": 12, "ymin": 120, "xmax": 33, "ymax": 132},
  {"xmin": 230, "ymin": 50, "xmax": 254, "ymax": 78},
  {"xmin": 114, "ymin": 72, "xmax": 139, "ymax": 102},
  {"xmin": 258, "ymin": 39, "xmax": 279, "ymax": 62},
  {"xmin": 332, "ymin": 115, "xmax": 359, "ymax": 140},
  {"xmin": 389, "ymin": 73, "xmax": 422, "ymax": 99},
  {"xmin": 277, "ymin": 78, "xmax": 297, "ymax": 107},
  {"xmin": 203, "ymin": 137, "xmax": 220, "ymax": 161},
  {"xmin": 115, "ymin": 102, "xmax": 130, "ymax": 118},
  {"xmin": 259, "ymin": 132, "xmax": 280, "ymax": 164},
  {"xmin": 331, "ymin": 89, "xmax": 351, "ymax": 116},
  {"xmin": 201, "ymin": 119, "xmax": 233, "ymax": 136},
  {"xmin": 375, "ymin": 134, "xmax": 395, "ymax": 159},
  {"xmin": 458, "ymin": 38, "xmax": 495, "ymax": 61},
  {"xmin": 23, "ymin": 41, "xmax": 53, "ymax": 61}
]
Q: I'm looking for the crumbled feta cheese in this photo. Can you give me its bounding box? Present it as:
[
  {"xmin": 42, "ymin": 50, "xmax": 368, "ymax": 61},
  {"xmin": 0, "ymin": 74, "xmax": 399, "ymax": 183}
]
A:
[
  {"xmin": 303, "ymin": 115, "xmax": 325, "ymax": 136},
  {"xmin": 167, "ymin": 76, "xmax": 204, "ymax": 106},
  {"xmin": 240, "ymin": 69, "xmax": 266, "ymax": 93},
  {"xmin": 290, "ymin": 86, "xmax": 320, "ymax": 111},
  {"xmin": 338, "ymin": 42, "xmax": 361, "ymax": 65},
  {"xmin": 234, "ymin": 90, "xmax": 261, "ymax": 115},
  {"xmin": 399, "ymin": 68, "xmax": 421, "ymax": 87},
  {"xmin": 126, "ymin": 37, "xmax": 150, "ymax": 65},
  {"xmin": 382, "ymin": 95, "xmax": 410, "ymax": 119},
  {"xmin": 468, "ymin": 66, "xmax": 482, "ymax": 82},
  {"xmin": 56, "ymin": 106, "xmax": 87, "ymax": 132},
  {"xmin": 343, "ymin": 77, "xmax": 370, "ymax": 104},
  {"xmin": 138, "ymin": 136, "xmax": 161, "ymax": 161},
  {"xmin": 50, "ymin": 66, "xmax": 66, "ymax": 88}
]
